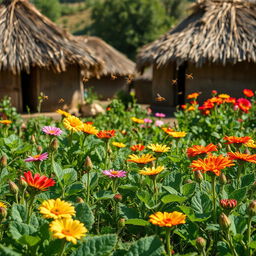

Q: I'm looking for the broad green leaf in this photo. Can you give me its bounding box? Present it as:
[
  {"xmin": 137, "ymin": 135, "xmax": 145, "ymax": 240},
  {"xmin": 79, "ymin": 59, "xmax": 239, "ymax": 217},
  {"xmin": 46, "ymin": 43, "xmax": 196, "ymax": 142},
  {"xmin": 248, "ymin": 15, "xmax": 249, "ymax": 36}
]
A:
[
  {"xmin": 18, "ymin": 235, "xmax": 41, "ymax": 247},
  {"xmin": 229, "ymin": 187, "xmax": 247, "ymax": 201},
  {"xmin": 95, "ymin": 190, "xmax": 114, "ymax": 200},
  {"xmin": 75, "ymin": 203, "xmax": 95, "ymax": 230},
  {"xmin": 119, "ymin": 204, "xmax": 139, "ymax": 219},
  {"xmin": 161, "ymin": 194, "xmax": 187, "ymax": 204},
  {"xmin": 0, "ymin": 245, "xmax": 21, "ymax": 256},
  {"xmin": 191, "ymin": 192, "xmax": 212, "ymax": 216},
  {"xmin": 9, "ymin": 221, "xmax": 36, "ymax": 240},
  {"xmin": 241, "ymin": 174, "xmax": 254, "ymax": 187},
  {"xmin": 62, "ymin": 168, "xmax": 77, "ymax": 185},
  {"xmin": 125, "ymin": 236, "xmax": 165, "ymax": 256},
  {"xmin": 181, "ymin": 183, "xmax": 196, "ymax": 196},
  {"xmin": 71, "ymin": 234, "xmax": 117, "ymax": 256},
  {"xmin": 11, "ymin": 204, "xmax": 27, "ymax": 223},
  {"xmin": 179, "ymin": 206, "xmax": 210, "ymax": 222},
  {"xmin": 162, "ymin": 186, "xmax": 179, "ymax": 195},
  {"xmin": 119, "ymin": 185, "xmax": 138, "ymax": 192},
  {"xmin": 125, "ymin": 219, "xmax": 150, "ymax": 226},
  {"xmin": 65, "ymin": 182, "xmax": 84, "ymax": 196},
  {"xmin": 249, "ymin": 241, "xmax": 256, "ymax": 249},
  {"xmin": 52, "ymin": 161, "xmax": 63, "ymax": 185}
]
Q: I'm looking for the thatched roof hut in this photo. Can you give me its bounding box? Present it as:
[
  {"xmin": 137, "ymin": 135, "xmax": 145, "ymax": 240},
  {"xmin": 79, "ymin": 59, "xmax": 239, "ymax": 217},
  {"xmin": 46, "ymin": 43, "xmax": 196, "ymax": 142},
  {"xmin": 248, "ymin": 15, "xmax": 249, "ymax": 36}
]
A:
[
  {"xmin": 0, "ymin": 0, "xmax": 102, "ymax": 112},
  {"xmin": 137, "ymin": 0, "xmax": 256, "ymax": 107},
  {"xmin": 77, "ymin": 36, "xmax": 135, "ymax": 99}
]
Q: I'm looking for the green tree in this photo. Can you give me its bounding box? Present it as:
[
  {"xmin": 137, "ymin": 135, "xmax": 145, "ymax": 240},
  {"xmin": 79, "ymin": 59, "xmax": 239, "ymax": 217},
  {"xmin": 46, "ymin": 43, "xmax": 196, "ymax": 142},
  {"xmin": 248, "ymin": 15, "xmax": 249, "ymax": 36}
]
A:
[
  {"xmin": 86, "ymin": 0, "xmax": 172, "ymax": 59},
  {"xmin": 160, "ymin": 0, "xmax": 189, "ymax": 20},
  {"xmin": 32, "ymin": 0, "xmax": 61, "ymax": 21}
]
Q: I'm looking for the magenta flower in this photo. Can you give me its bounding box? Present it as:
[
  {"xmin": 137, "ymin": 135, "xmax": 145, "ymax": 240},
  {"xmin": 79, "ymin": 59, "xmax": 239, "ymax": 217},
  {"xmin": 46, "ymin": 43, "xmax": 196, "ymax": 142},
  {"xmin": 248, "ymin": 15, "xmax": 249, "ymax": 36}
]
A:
[
  {"xmin": 42, "ymin": 126, "xmax": 63, "ymax": 136},
  {"xmin": 25, "ymin": 152, "xmax": 48, "ymax": 162},
  {"xmin": 155, "ymin": 120, "xmax": 164, "ymax": 127},
  {"xmin": 144, "ymin": 118, "xmax": 153, "ymax": 124},
  {"xmin": 102, "ymin": 169, "xmax": 127, "ymax": 178},
  {"xmin": 155, "ymin": 113, "xmax": 166, "ymax": 118}
]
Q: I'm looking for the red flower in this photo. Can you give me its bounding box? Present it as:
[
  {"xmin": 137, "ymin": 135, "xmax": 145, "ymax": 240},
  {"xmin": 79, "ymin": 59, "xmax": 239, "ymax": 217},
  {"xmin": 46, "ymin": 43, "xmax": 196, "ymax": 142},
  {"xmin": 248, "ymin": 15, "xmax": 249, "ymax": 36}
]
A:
[
  {"xmin": 96, "ymin": 130, "xmax": 115, "ymax": 139},
  {"xmin": 227, "ymin": 152, "xmax": 256, "ymax": 164},
  {"xmin": 198, "ymin": 101, "xmax": 214, "ymax": 110},
  {"xmin": 187, "ymin": 143, "xmax": 218, "ymax": 158},
  {"xmin": 243, "ymin": 89, "xmax": 254, "ymax": 98},
  {"xmin": 21, "ymin": 171, "xmax": 55, "ymax": 191},
  {"xmin": 130, "ymin": 144, "xmax": 145, "ymax": 151},
  {"xmin": 181, "ymin": 105, "xmax": 187, "ymax": 110},
  {"xmin": 220, "ymin": 199, "xmax": 237, "ymax": 209},
  {"xmin": 235, "ymin": 98, "xmax": 252, "ymax": 113},
  {"xmin": 223, "ymin": 136, "xmax": 251, "ymax": 145},
  {"xmin": 211, "ymin": 90, "xmax": 217, "ymax": 95},
  {"xmin": 223, "ymin": 97, "xmax": 236, "ymax": 104}
]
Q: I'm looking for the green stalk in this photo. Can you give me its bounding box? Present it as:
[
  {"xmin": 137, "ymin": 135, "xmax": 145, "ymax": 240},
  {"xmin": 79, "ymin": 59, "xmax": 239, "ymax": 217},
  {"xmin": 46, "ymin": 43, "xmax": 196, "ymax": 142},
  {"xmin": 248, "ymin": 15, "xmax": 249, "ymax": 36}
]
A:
[
  {"xmin": 26, "ymin": 194, "xmax": 36, "ymax": 224},
  {"xmin": 58, "ymin": 240, "xmax": 67, "ymax": 256},
  {"xmin": 86, "ymin": 172, "xmax": 90, "ymax": 204},
  {"xmin": 152, "ymin": 176, "xmax": 158, "ymax": 203},
  {"xmin": 247, "ymin": 216, "xmax": 252, "ymax": 256},
  {"xmin": 227, "ymin": 230, "xmax": 238, "ymax": 256},
  {"xmin": 165, "ymin": 227, "xmax": 172, "ymax": 256},
  {"xmin": 211, "ymin": 175, "xmax": 217, "ymax": 223}
]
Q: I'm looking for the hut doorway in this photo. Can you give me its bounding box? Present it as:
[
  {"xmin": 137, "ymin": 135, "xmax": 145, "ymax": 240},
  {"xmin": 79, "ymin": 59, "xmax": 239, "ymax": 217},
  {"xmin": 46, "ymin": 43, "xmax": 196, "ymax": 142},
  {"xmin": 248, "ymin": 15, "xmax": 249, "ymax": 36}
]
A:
[
  {"xmin": 177, "ymin": 62, "xmax": 187, "ymax": 106},
  {"xmin": 21, "ymin": 71, "xmax": 36, "ymax": 112}
]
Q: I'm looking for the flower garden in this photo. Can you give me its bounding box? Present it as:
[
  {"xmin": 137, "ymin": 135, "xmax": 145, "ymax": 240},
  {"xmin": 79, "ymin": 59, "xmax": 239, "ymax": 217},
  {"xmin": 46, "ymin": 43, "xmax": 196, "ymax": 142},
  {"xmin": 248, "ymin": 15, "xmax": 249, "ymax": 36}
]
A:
[{"xmin": 0, "ymin": 89, "xmax": 255, "ymax": 256}]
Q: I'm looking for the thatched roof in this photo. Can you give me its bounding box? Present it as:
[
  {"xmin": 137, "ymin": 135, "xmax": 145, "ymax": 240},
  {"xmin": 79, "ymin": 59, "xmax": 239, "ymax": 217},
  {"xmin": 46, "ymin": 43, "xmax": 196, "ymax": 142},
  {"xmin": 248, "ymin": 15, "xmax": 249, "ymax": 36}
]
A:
[
  {"xmin": 77, "ymin": 36, "xmax": 135, "ymax": 77},
  {"xmin": 137, "ymin": 0, "xmax": 256, "ymax": 71},
  {"xmin": 0, "ymin": 0, "xmax": 102, "ymax": 75}
]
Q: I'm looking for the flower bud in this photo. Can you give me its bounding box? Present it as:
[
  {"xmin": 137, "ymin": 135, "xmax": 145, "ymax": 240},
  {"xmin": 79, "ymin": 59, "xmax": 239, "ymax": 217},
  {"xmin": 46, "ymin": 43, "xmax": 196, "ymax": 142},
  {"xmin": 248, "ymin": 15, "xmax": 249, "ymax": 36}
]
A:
[
  {"xmin": 194, "ymin": 170, "xmax": 203, "ymax": 183},
  {"xmin": 248, "ymin": 200, "xmax": 256, "ymax": 216},
  {"xmin": 9, "ymin": 181, "xmax": 19, "ymax": 194},
  {"xmin": 19, "ymin": 177, "xmax": 28, "ymax": 188},
  {"xmin": 196, "ymin": 237, "xmax": 206, "ymax": 251},
  {"xmin": 50, "ymin": 139, "xmax": 59, "ymax": 151},
  {"xmin": 37, "ymin": 145, "xmax": 43, "ymax": 153},
  {"xmin": 114, "ymin": 194, "xmax": 122, "ymax": 202},
  {"xmin": 220, "ymin": 199, "xmax": 237, "ymax": 210},
  {"xmin": 184, "ymin": 179, "xmax": 193, "ymax": 184},
  {"xmin": 76, "ymin": 197, "xmax": 84, "ymax": 203},
  {"xmin": 0, "ymin": 155, "xmax": 7, "ymax": 167},
  {"xmin": 31, "ymin": 135, "xmax": 36, "ymax": 143},
  {"xmin": 212, "ymin": 90, "xmax": 217, "ymax": 95},
  {"xmin": 0, "ymin": 207, "xmax": 7, "ymax": 219},
  {"xmin": 21, "ymin": 123, "xmax": 27, "ymax": 130},
  {"xmin": 219, "ymin": 173, "xmax": 227, "ymax": 185},
  {"xmin": 84, "ymin": 156, "xmax": 93, "ymax": 171},
  {"xmin": 118, "ymin": 218, "xmax": 126, "ymax": 228},
  {"xmin": 219, "ymin": 213, "xmax": 231, "ymax": 229}
]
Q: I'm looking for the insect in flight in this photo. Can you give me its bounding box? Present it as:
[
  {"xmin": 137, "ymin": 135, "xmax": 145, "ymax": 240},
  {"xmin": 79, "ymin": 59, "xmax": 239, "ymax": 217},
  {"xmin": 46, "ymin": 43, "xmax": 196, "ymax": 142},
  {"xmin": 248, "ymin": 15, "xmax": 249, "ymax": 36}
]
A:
[
  {"xmin": 171, "ymin": 79, "xmax": 178, "ymax": 85},
  {"xmin": 155, "ymin": 93, "xmax": 166, "ymax": 102},
  {"xmin": 58, "ymin": 98, "xmax": 65, "ymax": 103},
  {"xmin": 111, "ymin": 74, "xmax": 117, "ymax": 80},
  {"xmin": 186, "ymin": 73, "xmax": 193, "ymax": 79},
  {"xmin": 126, "ymin": 74, "xmax": 134, "ymax": 84}
]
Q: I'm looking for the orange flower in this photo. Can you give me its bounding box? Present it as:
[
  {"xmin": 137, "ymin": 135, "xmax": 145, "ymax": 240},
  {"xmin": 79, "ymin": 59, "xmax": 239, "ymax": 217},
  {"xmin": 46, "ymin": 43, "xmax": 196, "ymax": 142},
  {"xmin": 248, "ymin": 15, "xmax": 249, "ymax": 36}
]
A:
[
  {"xmin": 243, "ymin": 89, "xmax": 254, "ymax": 98},
  {"xmin": 209, "ymin": 97, "xmax": 223, "ymax": 105},
  {"xmin": 227, "ymin": 152, "xmax": 256, "ymax": 164},
  {"xmin": 130, "ymin": 144, "xmax": 145, "ymax": 151},
  {"xmin": 96, "ymin": 130, "xmax": 115, "ymax": 139},
  {"xmin": 0, "ymin": 120, "xmax": 12, "ymax": 124},
  {"xmin": 218, "ymin": 94, "xmax": 230, "ymax": 99},
  {"xmin": 187, "ymin": 92, "xmax": 200, "ymax": 99},
  {"xmin": 149, "ymin": 211, "xmax": 186, "ymax": 227},
  {"xmin": 223, "ymin": 136, "xmax": 251, "ymax": 145},
  {"xmin": 190, "ymin": 155, "xmax": 235, "ymax": 176},
  {"xmin": 127, "ymin": 154, "xmax": 156, "ymax": 164},
  {"xmin": 187, "ymin": 143, "xmax": 218, "ymax": 158},
  {"xmin": 187, "ymin": 106, "xmax": 196, "ymax": 111},
  {"xmin": 81, "ymin": 123, "xmax": 99, "ymax": 135},
  {"xmin": 223, "ymin": 97, "xmax": 236, "ymax": 104},
  {"xmin": 162, "ymin": 127, "xmax": 174, "ymax": 135}
]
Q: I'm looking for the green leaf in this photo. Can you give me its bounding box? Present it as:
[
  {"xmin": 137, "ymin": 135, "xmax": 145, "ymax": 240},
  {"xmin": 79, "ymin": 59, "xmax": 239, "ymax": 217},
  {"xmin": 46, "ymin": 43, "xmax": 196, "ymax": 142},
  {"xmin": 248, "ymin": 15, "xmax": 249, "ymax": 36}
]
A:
[
  {"xmin": 229, "ymin": 187, "xmax": 247, "ymax": 201},
  {"xmin": 9, "ymin": 221, "xmax": 36, "ymax": 240},
  {"xmin": 125, "ymin": 219, "xmax": 150, "ymax": 226},
  {"xmin": 179, "ymin": 206, "xmax": 209, "ymax": 222},
  {"xmin": 52, "ymin": 161, "xmax": 63, "ymax": 186},
  {"xmin": 249, "ymin": 241, "xmax": 256, "ymax": 249},
  {"xmin": 119, "ymin": 204, "xmax": 139, "ymax": 219},
  {"xmin": 75, "ymin": 203, "xmax": 95, "ymax": 230},
  {"xmin": 161, "ymin": 194, "xmax": 187, "ymax": 204},
  {"xmin": 65, "ymin": 182, "xmax": 84, "ymax": 196},
  {"xmin": 181, "ymin": 183, "xmax": 196, "ymax": 196},
  {"xmin": 241, "ymin": 174, "xmax": 254, "ymax": 187},
  {"xmin": 0, "ymin": 245, "xmax": 21, "ymax": 256},
  {"xmin": 11, "ymin": 204, "xmax": 27, "ymax": 223},
  {"xmin": 191, "ymin": 192, "xmax": 212, "ymax": 216},
  {"xmin": 119, "ymin": 185, "xmax": 138, "ymax": 192},
  {"xmin": 18, "ymin": 235, "xmax": 41, "ymax": 247},
  {"xmin": 125, "ymin": 236, "xmax": 165, "ymax": 256},
  {"xmin": 71, "ymin": 234, "xmax": 117, "ymax": 256},
  {"xmin": 95, "ymin": 190, "xmax": 115, "ymax": 200},
  {"xmin": 62, "ymin": 168, "xmax": 77, "ymax": 185},
  {"xmin": 162, "ymin": 186, "xmax": 179, "ymax": 195}
]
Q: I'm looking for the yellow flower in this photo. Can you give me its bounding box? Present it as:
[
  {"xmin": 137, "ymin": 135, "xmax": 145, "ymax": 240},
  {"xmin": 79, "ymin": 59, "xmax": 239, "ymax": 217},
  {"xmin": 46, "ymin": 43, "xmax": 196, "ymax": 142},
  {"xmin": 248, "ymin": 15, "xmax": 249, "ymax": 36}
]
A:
[
  {"xmin": 168, "ymin": 131, "xmax": 187, "ymax": 138},
  {"xmin": 147, "ymin": 144, "xmax": 170, "ymax": 153},
  {"xmin": 39, "ymin": 198, "xmax": 76, "ymax": 219},
  {"xmin": 149, "ymin": 211, "xmax": 186, "ymax": 227},
  {"xmin": 245, "ymin": 139, "xmax": 256, "ymax": 149},
  {"xmin": 81, "ymin": 123, "xmax": 99, "ymax": 135},
  {"xmin": 131, "ymin": 117, "xmax": 144, "ymax": 124},
  {"xmin": 63, "ymin": 116, "xmax": 83, "ymax": 132},
  {"xmin": 50, "ymin": 218, "xmax": 87, "ymax": 244},
  {"xmin": 187, "ymin": 106, "xmax": 196, "ymax": 111},
  {"xmin": 112, "ymin": 142, "xmax": 126, "ymax": 148},
  {"xmin": 127, "ymin": 154, "xmax": 156, "ymax": 164},
  {"xmin": 0, "ymin": 120, "xmax": 12, "ymax": 124},
  {"xmin": 218, "ymin": 94, "xmax": 230, "ymax": 99},
  {"xmin": 0, "ymin": 202, "xmax": 7, "ymax": 208},
  {"xmin": 139, "ymin": 166, "xmax": 164, "ymax": 176},
  {"xmin": 56, "ymin": 109, "xmax": 71, "ymax": 117},
  {"xmin": 162, "ymin": 127, "xmax": 174, "ymax": 135}
]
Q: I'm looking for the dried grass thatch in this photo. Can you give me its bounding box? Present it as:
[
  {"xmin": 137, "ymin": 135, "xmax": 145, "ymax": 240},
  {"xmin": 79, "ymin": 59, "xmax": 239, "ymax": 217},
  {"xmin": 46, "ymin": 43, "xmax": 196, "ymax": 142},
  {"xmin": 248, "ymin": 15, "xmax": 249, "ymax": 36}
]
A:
[
  {"xmin": 0, "ymin": 0, "xmax": 102, "ymax": 75},
  {"xmin": 137, "ymin": 0, "xmax": 256, "ymax": 71},
  {"xmin": 77, "ymin": 36, "xmax": 135, "ymax": 77}
]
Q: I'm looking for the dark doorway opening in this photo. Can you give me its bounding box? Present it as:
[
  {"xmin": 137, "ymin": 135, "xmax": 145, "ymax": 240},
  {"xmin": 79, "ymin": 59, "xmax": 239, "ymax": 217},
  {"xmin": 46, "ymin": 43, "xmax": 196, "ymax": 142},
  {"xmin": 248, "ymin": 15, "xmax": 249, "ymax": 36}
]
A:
[
  {"xmin": 177, "ymin": 62, "xmax": 187, "ymax": 106},
  {"xmin": 21, "ymin": 71, "xmax": 35, "ymax": 112}
]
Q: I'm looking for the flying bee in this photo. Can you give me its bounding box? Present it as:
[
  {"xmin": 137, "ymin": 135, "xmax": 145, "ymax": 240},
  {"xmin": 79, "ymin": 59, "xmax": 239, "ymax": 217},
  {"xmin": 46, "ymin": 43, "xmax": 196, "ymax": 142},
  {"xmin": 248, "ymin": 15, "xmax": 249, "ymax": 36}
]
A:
[
  {"xmin": 186, "ymin": 73, "xmax": 193, "ymax": 79},
  {"xmin": 155, "ymin": 93, "xmax": 166, "ymax": 102},
  {"xmin": 178, "ymin": 91, "xmax": 183, "ymax": 95},
  {"xmin": 111, "ymin": 74, "xmax": 117, "ymax": 80},
  {"xmin": 126, "ymin": 74, "xmax": 134, "ymax": 84},
  {"xmin": 171, "ymin": 79, "xmax": 178, "ymax": 85},
  {"xmin": 58, "ymin": 98, "xmax": 65, "ymax": 103}
]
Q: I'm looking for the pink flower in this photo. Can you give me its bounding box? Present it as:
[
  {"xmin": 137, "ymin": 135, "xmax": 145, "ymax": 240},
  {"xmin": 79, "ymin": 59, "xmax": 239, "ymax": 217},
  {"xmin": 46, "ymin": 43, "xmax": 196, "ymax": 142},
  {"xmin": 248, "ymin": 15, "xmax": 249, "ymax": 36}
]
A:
[
  {"xmin": 102, "ymin": 169, "xmax": 127, "ymax": 178},
  {"xmin": 155, "ymin": 120, "xmax": 164, "ymax": 127},
  {"xmin": 25, "ymin": 153, "xmax": 48, "ymax": 162},
  {"xmin": 155, "ymin": 113, "xmax": 166, "ymax": 118},
  {"xmin": 42, "ymin": 126, "xmax": 63, "ymax": 136},
  {"xmin": 144, "ymin": 118, "xmax": 153, "ymax": 123}
]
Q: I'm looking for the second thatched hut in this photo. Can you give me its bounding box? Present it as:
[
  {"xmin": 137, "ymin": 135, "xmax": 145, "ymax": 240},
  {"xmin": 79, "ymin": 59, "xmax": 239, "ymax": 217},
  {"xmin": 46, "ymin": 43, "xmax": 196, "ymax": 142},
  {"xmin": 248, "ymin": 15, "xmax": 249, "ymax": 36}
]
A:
[
  {"xmin": 77, "ymin": 36, "xmax": 135, "ymax": 100},
  {"xmin": 137, "ymin": 0, "xmax": 256, "ymax": 107}
]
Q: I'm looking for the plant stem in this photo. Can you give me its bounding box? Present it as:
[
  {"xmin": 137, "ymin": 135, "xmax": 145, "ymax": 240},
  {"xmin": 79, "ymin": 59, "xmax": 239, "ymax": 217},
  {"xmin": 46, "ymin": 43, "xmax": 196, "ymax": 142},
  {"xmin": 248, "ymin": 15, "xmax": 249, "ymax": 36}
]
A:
[
  {"xmin": 227, "ymin": 230, "xmax": 238, "ymax": 256},
  {"xmin": 86, "ymin": 172, "xmax": 90, "ymax": 204},
  {"xmin": 58, "ymin": 240, "xmax": 67, "ymax": 256},
  {"xmin": 26, "ymin": 194, "xmax": 35, "ymax": 224},
  {"xmin": 165, "ymin": 228, "xmax": 172, "ymax": 256},
  {"xmin": 152, "ymin": 176, "xmax": 158, "ymax": 203},
  {"xmin": 247, "ymin": 216, "xmax": 252, "ymax": 256},
  {"xmin": 211, "ymin": 175, "xmax": 217, "ymax": 223}
]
